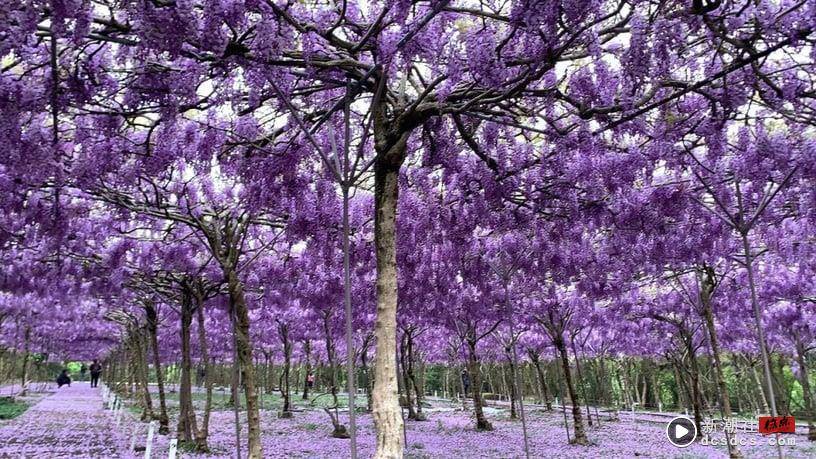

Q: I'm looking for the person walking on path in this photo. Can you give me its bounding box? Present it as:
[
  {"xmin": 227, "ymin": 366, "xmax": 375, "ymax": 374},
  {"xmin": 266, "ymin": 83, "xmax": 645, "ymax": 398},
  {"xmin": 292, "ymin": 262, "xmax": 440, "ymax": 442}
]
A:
[
  {"xmin": 56, "ymin": 369, "xmax": 71, "ymax": 388},
  {"xmin": 89, "ymin": 360, "xmax": 102, "ymax": 388}
]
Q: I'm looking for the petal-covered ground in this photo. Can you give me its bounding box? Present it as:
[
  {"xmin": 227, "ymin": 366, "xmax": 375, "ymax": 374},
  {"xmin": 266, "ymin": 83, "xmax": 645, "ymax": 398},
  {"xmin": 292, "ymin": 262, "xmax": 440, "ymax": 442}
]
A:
[
  {"xmin": 4, "ymin": 384, "xmax": 816, "ymax": 458},
  {"xmin": 0, "ymin": 382, "xmax": 129, "ymax": 458}
]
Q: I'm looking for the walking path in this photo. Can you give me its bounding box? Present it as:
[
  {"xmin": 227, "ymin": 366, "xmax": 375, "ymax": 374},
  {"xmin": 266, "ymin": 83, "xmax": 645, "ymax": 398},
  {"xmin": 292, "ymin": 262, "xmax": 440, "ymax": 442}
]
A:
[{"xmin": 0, "ymin": 382, "xmax": 128, "ymax": 458}]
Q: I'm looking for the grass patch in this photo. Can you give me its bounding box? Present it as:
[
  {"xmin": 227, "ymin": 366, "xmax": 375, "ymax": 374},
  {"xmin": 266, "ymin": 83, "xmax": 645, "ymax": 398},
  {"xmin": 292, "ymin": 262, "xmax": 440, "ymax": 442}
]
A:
[{"xmin": 0, "ymin": 397, "xmax": 29, "ymax": 420}]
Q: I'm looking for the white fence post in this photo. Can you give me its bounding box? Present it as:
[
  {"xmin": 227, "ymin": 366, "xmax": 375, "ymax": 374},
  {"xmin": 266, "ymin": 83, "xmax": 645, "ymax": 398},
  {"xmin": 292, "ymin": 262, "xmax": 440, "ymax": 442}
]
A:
[
  {"xmin": 167, "ymin": 439, "xmax": 178, "ymax": 459},
  {"xmin": 130, "ymin": 423, "xmax": 141, "ymax": 452},
  {"xmin": 144, "ymin": 420, "xmax": 157, "ymax": 459},
  {"xmin": 114, "ymin": 399, "xmax": 124, "ymax": 426}
]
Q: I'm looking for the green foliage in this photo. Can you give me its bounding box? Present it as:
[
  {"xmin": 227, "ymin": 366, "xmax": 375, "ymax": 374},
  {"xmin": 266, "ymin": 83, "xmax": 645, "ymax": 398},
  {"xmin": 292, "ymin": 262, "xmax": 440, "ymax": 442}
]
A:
[
  {"xmin": 65, "ymin": 361, "xmax": 81, "ymax": 374},
  {"xmin": 0, "ymin": 397, "xmax": 29, "ymax": 420}
]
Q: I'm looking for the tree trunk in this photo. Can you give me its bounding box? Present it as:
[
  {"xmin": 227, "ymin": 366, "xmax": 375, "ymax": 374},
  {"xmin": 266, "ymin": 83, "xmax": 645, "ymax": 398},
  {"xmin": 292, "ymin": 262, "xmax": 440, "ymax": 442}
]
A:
[
  {"xmin": 673, "ymin": 363, "xmax": 687, "ymax": 411},
  {"xmin": 571, "ymin": 341, "xmax": 592, "ymax": 427},
  {"xmin": 794, "ymin": 333, "xmax": 816, "ymax": 441},
  {"xmin": 19, "ymin": 327, "xmax": 30, "ymax": 396},
  {"xmin": 467, "ymin": 340, "xmax": 493, "ymax": 431},
  {"xmin": 302, "ymin": 340, "xmax": 312, "ymax": 400},
  {"xmin": 371, "ymin": 155, "xmax": 405, "ymax": 458},
  {"xmin": 226, "ymin": 271, "xmax": 262, "ymax": 458},
  {"xmin": 399, "ymin": 333, "xmax": 416, "ymax": 420},
  {"xmin": 132, "ymin": 331, "xmax": 154, "ymax": 422},
  {"xmin": 749, "ymin": 359, "xmax": 771, "ymax": 413},
  {"xmin": 361, "ymin": 337, "xmax": 373, "ymax": 412},
  {"xmin": 504, "ymin": 352, "xmax": 517, "ymax": 419},
  {"xmin": 407, "ymin": 334, "xmax": 425, "ymax": 420},
  {"xmin": 195, "ymin": 303, "xmax": 213, "ymax": 452},
  {"xmin": 684, "ymin": 335, "xmax": 704, "ymax": 438},
  {"xmin": 278, "ymin": 323, "xmax": 293, "ymax": 417},
  {"xmin": 555, "ymin": 338, "xmax": 588, "ymax": 445},
  {"xmin": 323, "ymin": 313, "xmax": 348, "ymax": 438},
  {"xmin": 177, "ymin": 299, "xmax": 198, "ymax": 445},
  {"xmin": 530, "ymin": 352, "xmax": 553, "ymax": 410},
  {"xmin": 145, "ymin": 304, "xmax": 170, "ymax": 435},
  {"xmin": 699, "ymin": 268, "xmax": 742, "ymax": 457}
]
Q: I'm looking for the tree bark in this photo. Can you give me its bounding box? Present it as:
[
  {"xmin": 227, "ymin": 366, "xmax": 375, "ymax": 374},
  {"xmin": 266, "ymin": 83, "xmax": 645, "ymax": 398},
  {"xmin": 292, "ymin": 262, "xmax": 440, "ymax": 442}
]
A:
[
  {"xmin": 529, "ymin": 352, "xmax": 553, "ymax": 410},
  {"xmin": 195, "ymin": 303, "xmax": 213, "ymax": 452},
  {"xmin": 466, "ymin": 339, "xmax": 493, "ymax": 431},
  {"xmin": 145, "ymin": 303, "xmax": 170, "ymax": 435},
  {"xmin": 684, "ymin": 334, "xmax": 704, "ymax": 438},
  {"xmin": 226, "ymin": 271, "xmax": 262, "ymax": 458},
  {"xmin": 177, "ymin": 297, "xmax": 198, "ymax": 445},
  {"xmin": 748, "ymin": 358, "xmax": 771, "ymax": 413},
  {"xmin": 699, "ymin": 267, "xmax": 741, "ymax": 457},
  {"xmin": 361, "ymin": 336, "xmax": 374, "ymax": 412},
  {"xmin": 132, "ymin": 331, "xmax": 154, "ymax": 422},
  {"xmin": 372, "ymin": 155, "xmax": 406, "ymax": 458},
  {"xmin": 19, "ymin": 327, "xmax": 30, "ymax": 396},
  {"xmin": 278, "ymin": 322, "xmax": 293, "ymax": 417},
  {"xmin": 302, "ymin": 340, "xmax": 312, "ymax": 400},
  {"xmin": 555, "ymin": 338, "xmax": 588, "ymax": 445},
  {"xmin": 398, "ymin": 332, "xmax": 416, "ymax": 420}
]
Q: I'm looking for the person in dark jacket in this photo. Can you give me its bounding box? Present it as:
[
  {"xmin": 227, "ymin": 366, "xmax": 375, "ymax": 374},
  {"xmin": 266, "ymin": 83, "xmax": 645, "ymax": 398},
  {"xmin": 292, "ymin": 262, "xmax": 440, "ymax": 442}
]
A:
[
  {"xmin": 56, "ymin": 369, "xmax": 71, "ymax": 388},
  {"xmin": 89, "ymin": 360, "xmax": 102, "ymax": 388},
  {"xmin": 461, "ymin": 370, "xmax": 471, "ymax": 398}
]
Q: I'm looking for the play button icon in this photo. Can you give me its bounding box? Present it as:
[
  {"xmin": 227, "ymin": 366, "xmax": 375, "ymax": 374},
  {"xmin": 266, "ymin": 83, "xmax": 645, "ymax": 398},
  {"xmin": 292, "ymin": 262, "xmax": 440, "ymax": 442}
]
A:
[{"xmin": 666, "ymin": 416, "xmax": 697, "ymax": 447}]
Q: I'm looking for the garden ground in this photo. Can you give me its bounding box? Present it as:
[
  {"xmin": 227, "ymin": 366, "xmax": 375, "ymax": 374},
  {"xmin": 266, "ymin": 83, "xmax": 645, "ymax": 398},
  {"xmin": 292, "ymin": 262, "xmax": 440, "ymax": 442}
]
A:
[{"xmin": 2, "ymin": 383, "xmax": 816, "ymax": 458}]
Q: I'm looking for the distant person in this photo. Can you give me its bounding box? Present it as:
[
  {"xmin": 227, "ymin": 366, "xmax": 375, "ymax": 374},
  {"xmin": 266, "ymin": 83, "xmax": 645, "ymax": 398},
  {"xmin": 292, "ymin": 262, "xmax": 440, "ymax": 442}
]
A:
[
  {"xmin": 461, "ymin": 370, "xmax": 471, "ymax": 397},
  {"xmin": 306, "ymin": 372, "xmax": 315, "ymax": 389},
  {"xmin": 56, "ymin": 369, "xmax": 71, "ymax": 388},
  {"xmin": 89, "ymin": 359, "xmax": 102, "ymax": 388},
  {"xmin": 80, "ymin": 363, "xmax": 88, "ymax": 381},
  {"xmin": 196, "ymin": 365, "xmax": 206, "ymax": 388}
]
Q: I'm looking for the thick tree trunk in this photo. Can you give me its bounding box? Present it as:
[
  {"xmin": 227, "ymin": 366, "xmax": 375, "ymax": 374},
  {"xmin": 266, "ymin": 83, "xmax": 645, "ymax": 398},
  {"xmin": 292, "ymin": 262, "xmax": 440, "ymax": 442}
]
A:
[
  {"xmin": 146, "ymin": 304, "xmax": 170, "ymax": 435},
  {"xmin": 226, "ymin": 272, "xmax": 262, "ymax": 458},
  {"xmin": 372, "ymin": 158, "xmax": 405, "ymax": 458},
  {"xmin": 555, "ymin": 339, "xmax": 588, "ymax": 445}
]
